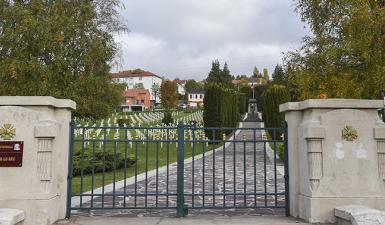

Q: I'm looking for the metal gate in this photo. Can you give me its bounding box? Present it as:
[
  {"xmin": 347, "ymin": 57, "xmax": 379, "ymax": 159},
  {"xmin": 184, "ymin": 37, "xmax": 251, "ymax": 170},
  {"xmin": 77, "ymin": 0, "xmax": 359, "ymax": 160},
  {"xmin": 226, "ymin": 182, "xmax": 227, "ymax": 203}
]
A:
[{"xmin": 66, "ymin": 121, "xmax": 289, "ymax": 217}]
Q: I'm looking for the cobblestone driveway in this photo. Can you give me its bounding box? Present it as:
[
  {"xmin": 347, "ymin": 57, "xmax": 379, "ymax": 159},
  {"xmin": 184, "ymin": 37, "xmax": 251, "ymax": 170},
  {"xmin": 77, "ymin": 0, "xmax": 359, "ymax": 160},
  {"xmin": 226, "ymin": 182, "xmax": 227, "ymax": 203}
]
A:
[{"xmin": 75, "ymin": 122, "xmax": 286, "ymax": 217}]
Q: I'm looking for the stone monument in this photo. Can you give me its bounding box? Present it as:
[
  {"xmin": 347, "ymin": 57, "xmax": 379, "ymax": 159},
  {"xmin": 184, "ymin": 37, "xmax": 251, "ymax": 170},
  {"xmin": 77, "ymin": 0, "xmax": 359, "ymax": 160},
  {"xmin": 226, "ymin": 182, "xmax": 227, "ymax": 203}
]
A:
[{"xmin": 245, "ymin": 99, "xmax": 261, "ymax": 122}]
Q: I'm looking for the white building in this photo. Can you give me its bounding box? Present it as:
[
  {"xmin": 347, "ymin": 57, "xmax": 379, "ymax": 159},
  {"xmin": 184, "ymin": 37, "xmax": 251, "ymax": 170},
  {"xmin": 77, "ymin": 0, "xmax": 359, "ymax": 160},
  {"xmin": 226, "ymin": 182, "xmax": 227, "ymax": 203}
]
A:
[
  {"xmin": 177, "ymin": 84, "xmax": 185, "ymax": 95},
  {"xmin": 174, "ymin": 80, "xmax": 186, "ymax": 95},
  {"xmin": 187, "ymin": 89, "xmax": 205, "ymax": 108},
  {"xmin": 111, "ymin": 69, "xmax": 162, "ymax": 104}
]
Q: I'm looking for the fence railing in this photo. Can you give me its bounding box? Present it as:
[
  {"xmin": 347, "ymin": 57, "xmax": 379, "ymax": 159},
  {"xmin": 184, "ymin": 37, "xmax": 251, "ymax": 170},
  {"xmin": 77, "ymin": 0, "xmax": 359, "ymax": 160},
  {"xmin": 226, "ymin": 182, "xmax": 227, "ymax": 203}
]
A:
[{"xmin": 66, "ymin": 122, "xmax": 288, "ymax": 217}]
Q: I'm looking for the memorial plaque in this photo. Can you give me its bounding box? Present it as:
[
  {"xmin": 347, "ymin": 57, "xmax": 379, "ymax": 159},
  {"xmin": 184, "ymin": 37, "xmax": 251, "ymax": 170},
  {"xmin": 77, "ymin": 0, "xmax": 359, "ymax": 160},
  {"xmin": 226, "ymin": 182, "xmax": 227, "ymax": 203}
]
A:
[{"xmin": 0, "ymin": 141, "xmax": 23, "ymax": 167}]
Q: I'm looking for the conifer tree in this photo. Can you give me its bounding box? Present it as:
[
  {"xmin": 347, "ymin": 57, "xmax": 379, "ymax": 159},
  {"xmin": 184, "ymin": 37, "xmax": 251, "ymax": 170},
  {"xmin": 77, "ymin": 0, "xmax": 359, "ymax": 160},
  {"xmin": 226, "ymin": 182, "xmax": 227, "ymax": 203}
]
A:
[
  {"xmin": 206, "ymin": 60, "xmax": 232, "ymax": 87},
  {"xmin": 206, "ymin": 60, "xmax": 222, "ymax": 83},
  {"xmin": 221, "ymin": 62, "xmax": 232, "ymax": 86},
  {"xmin": 272, "ymin": 64, "xmax": 286, "ymax": 85}
]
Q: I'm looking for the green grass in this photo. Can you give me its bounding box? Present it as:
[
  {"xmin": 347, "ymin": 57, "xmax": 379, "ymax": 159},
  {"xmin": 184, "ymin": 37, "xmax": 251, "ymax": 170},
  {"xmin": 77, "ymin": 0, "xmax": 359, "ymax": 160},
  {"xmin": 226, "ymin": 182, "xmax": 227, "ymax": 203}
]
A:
[{"xmin": 264, "ymin": 132, "xmax": 285, "ymax": 160}]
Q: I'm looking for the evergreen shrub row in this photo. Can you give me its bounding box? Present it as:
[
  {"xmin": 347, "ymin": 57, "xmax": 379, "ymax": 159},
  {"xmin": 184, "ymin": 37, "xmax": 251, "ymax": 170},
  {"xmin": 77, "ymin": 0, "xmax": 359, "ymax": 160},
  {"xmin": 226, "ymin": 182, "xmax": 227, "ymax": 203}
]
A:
[
  {"xmin": 203, "ymin": 83, "xmax": 247, "ymax": 140},
  {"xmin": 261, "ymin": 84, "xmax": 289, "ymax": 140}
]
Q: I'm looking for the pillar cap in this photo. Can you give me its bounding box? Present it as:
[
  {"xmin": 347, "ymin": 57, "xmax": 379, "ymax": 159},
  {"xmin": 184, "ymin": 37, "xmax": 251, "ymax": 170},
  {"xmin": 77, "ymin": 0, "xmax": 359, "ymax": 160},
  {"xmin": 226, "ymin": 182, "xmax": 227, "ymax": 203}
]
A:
[
  {"xmin": 280, "ymin": 99, "xmax": 383, "ymax": 113},
  {"xmin": 0, "ymin": 96, "xmax": 76, "ymax": 110}
]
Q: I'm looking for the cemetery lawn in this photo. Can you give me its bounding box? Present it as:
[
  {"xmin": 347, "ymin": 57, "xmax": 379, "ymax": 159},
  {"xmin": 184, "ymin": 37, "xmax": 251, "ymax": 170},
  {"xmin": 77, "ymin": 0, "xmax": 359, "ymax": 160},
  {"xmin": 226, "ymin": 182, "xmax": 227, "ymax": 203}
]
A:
[{"xmin": 71, "ymin": 142, "xmax": 219, "ymax": 194}]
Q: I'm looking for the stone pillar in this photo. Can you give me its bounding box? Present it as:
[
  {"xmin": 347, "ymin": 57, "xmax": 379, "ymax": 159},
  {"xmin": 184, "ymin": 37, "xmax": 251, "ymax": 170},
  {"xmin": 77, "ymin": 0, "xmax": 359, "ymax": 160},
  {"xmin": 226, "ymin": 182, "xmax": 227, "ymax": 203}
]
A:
[
  {"xmin": 280, "ymin": 99, "xmax": 385, "ymax": 223},
  {"xmin": 0, "ymin": 96, "xmax": 76, "ymax": 225}
]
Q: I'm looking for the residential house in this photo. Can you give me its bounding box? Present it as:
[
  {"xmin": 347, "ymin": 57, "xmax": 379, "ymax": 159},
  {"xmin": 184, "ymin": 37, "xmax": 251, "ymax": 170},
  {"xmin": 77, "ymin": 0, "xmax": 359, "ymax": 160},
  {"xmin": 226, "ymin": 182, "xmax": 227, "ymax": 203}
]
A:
[
  {"xmin": 111, "ymin": 69, "xmax": 162, "ymax": 104},
  {"xmin": 187, "ymin": 89, "xmax": 205, "ymax": 108},
  {"xmin": 174, "ymin": 79, "xmax": 186, "ymax": 95},
  {"xmin": 120, "ymin": 89, "xmax": 151, "ymax": 112}
]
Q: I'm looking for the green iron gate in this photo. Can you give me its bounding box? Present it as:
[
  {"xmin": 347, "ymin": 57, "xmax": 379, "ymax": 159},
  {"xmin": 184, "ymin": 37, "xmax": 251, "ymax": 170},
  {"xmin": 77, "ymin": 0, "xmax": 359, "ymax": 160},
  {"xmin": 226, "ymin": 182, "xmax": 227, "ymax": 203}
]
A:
[{"xmin": 66, "ymin": 122, "xmax": 289, "ymax": 217}]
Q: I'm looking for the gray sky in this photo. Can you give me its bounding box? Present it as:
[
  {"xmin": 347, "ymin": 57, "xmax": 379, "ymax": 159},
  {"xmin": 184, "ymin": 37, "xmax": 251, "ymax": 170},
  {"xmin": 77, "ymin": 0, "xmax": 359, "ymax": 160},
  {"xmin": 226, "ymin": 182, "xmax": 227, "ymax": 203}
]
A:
[{"xmin": 113, "ymin": 0, "xmax": 309, "ymax": 80}]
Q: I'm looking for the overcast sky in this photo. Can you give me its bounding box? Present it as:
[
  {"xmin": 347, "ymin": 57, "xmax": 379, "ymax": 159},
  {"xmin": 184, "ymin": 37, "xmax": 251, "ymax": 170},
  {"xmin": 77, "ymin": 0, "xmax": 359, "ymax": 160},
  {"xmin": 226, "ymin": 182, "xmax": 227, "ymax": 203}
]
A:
[{"xmin": 112, "ymin": 0, "xmax": 310, "ymax": 80}]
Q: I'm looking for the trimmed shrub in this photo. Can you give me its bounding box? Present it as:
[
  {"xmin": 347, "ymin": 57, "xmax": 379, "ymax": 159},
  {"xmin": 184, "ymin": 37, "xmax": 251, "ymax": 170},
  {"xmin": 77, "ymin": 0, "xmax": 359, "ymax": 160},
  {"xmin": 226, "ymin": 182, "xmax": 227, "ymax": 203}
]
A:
[
  {"xmin": 162, "ymin": 111, "xmax": 174, "ymax": 125},
  {"xmin": 203, "ymin": 83, "xmax": 247, "ymax": 140},
  {"xmin": 261, "ymin": 84, "xmax": 289, "ymax": 140},
  {"xmin": 237, "ymin": 92, "xmax": 247, "ymax": 116},
  {"xmin": 255, "ymin": 84, "xmax": 269, "ymax": 112},
  {"xmin": 72, "ymin": 148, "xmax": 136, "ymax": 176},
  {"xmin": 117, "ymin": 118, "xmax": 130, "ymax": 127}
]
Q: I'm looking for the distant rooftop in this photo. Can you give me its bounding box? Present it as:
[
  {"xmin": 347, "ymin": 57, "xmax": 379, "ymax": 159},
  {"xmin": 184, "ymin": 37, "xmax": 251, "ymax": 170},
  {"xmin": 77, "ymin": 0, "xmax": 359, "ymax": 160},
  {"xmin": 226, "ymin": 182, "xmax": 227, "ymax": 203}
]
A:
[
  {"xmin": 123, "ymin": 88, "xmax": 150, "ymax": 97},
  {"xmin": 111, "ymin": 69, "xmax": 161, "ymax": 79},
  {"xmin": 249, "ymin": 77, "xmax": 264, "ymax": 83},
  {"xmin": 174, "ymin": 79, "xmax": 187, "ymax": 85}
]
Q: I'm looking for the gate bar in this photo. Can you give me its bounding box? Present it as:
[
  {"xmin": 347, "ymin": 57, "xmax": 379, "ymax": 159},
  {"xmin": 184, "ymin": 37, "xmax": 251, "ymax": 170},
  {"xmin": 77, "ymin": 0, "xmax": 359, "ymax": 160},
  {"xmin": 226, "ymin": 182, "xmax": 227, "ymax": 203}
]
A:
[
  {"xmin": 66, "ymin": 118, "xmax": 75, "ymax": 218},
  {"xmin": 176, "ymin": 122, "xmax": 186, "ymax": 217}
]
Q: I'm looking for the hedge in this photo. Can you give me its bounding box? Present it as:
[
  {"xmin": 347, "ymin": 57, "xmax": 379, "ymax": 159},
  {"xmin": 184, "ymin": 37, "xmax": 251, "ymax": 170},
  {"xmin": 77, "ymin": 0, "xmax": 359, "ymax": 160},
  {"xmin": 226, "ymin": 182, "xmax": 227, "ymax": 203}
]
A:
[
  {"xmin": 117, "ymin": 118, "xmax": 130, "ymax": 127},
  {"xmin": 72, "ymin": 147, "xmax": 136, "ymax": 176},
  {"xmin": 203, "ymin": 83, "xmax": 247, "ymax": 140},
  {"xmin": 261, "ymin": 84, "xmax": 289, "ymax": 140}
]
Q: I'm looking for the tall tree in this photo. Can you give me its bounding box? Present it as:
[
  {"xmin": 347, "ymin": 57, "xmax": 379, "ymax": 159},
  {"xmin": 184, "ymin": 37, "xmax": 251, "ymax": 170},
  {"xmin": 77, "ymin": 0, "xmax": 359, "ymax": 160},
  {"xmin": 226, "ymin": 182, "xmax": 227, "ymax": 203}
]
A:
[
  {"xmin": 0, "ymin": 0, "xmax": 127, "ymax": 119},
  {"xmin": 221, "ymin": 62, "xmax": 232, "ymax": 85},
  {"xmin": 206, "ymin": 60, "xmax": 222, "ymax": 83},
  {"xmin": 272, "ymin": 64, "xmax": 286, "ymax": 84},
  {"xmin": 160, "ymin": 80, "xmax": 178, "ymax": 109},
  {"xmin": 206, "ymin": 60, "xmax": 232, "ymax": 87},
  {"xmin": 252, "ymin": 66, "xmax": 261, "ymax": 78},
  {"xmin": 185, "ymin": 79, "xmax": 203, "ymax": 91},
  {"xmin": 263, "ymin": 68, "xmax": 269, "ymax": 81},
  {"xmin": 151, "ymin": 83, "xmax": 160, "ymax": 103},
  {"xmin": 286, "ymin": 0, "xmax": 385, "ymax": 100}
]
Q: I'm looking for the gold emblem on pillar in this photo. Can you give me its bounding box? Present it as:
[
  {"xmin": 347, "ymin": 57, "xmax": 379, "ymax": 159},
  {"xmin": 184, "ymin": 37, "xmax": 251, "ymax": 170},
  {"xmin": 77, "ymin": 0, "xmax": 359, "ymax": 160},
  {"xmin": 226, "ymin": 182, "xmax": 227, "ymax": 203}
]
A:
[
  {"xmin": 342, "ymin": 125, "xmax": 358, "ymax": 142},
  {"xmin": 0, "ymin": 124, "xmax": 16, "ymax": 140}
]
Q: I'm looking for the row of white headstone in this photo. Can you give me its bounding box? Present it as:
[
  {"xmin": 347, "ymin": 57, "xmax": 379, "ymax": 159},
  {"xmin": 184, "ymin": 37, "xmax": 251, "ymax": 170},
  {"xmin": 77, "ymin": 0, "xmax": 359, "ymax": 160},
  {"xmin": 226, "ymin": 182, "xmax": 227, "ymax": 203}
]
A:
[{"xmin": 75, "ymin": 111, "xmax": 208, "ymax": 148}]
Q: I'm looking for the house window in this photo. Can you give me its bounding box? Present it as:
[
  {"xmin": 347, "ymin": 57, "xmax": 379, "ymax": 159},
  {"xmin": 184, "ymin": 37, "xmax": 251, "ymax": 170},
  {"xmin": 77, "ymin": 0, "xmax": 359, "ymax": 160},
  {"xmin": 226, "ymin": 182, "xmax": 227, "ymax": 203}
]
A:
[
  {"xmin": 200, "ymin": 94, "xmax": 202, "ymax": 99},
  {"xmin": 195, "ymin": 94, "xmax": 198, "ymax": 99},
  {"xmin": 141, "ymin": 100, "xmax": 144, "ymax": 104},
  {"xmin": 139, "ymin": 77, "xmax": 142, "ymax": 80},
  {"xmin": 190, "ymin": 94, "xmax": 193, "ymax": 99}
]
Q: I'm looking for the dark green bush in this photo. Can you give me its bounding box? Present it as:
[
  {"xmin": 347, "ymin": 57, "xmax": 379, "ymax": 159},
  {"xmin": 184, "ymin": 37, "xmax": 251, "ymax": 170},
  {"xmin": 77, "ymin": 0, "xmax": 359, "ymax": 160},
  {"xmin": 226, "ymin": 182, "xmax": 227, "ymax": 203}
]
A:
[
  {"xmin": 117, "ymin": 118, "xmax": 130, "ymax": 127},
  {"xmin": 162, "ymin": 111, "xmax": 174, "ymax": 125},
  {"xmin": 237, "ymin": 92, "xmax": 247, "ymax": 116},
  {"xmin": 276, "ymin": 143, "xmax": 285, "ymax": 160},
  {"xmin": 72, "ymin": 147, "xmax": 136, "ymax": 176},
  {"xmin": 203, "ymin": 83, "xmax": 247, "ymax": 140},
  {"xmin": 261, "ymin": 84, "xmax": 289, "ymax": 140}
]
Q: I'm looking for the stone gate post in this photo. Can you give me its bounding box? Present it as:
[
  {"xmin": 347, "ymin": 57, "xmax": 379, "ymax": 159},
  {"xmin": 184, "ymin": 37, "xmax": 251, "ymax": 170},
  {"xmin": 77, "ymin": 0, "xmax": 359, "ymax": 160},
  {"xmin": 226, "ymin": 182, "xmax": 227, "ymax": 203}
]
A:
[
  {"xmin": 280, "ymin": 99, "xmax": 385, "ymax": 223},
  {"xmin": 0, "ymin": 96, "xmax": 76, "ymax": 225}
]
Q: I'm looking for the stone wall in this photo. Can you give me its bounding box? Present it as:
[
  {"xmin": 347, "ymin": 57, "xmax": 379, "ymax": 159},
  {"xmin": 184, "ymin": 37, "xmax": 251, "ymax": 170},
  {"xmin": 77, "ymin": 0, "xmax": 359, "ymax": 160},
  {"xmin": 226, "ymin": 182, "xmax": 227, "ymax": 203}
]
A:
[
  {"xmin": 280, "ymin": 99, "xmax": 385, "ymax": 223},
  {"xmin": 0, "ymin": 97, "xmax": 75, "ymax": 225}
]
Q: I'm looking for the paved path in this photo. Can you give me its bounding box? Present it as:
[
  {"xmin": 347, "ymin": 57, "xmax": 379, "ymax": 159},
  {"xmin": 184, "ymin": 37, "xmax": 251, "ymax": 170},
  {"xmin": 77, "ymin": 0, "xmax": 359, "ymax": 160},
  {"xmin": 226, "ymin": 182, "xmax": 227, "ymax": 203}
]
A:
[{"xmin": 73, "ymin": 122, "xmax": 286, "ymax": 217}]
